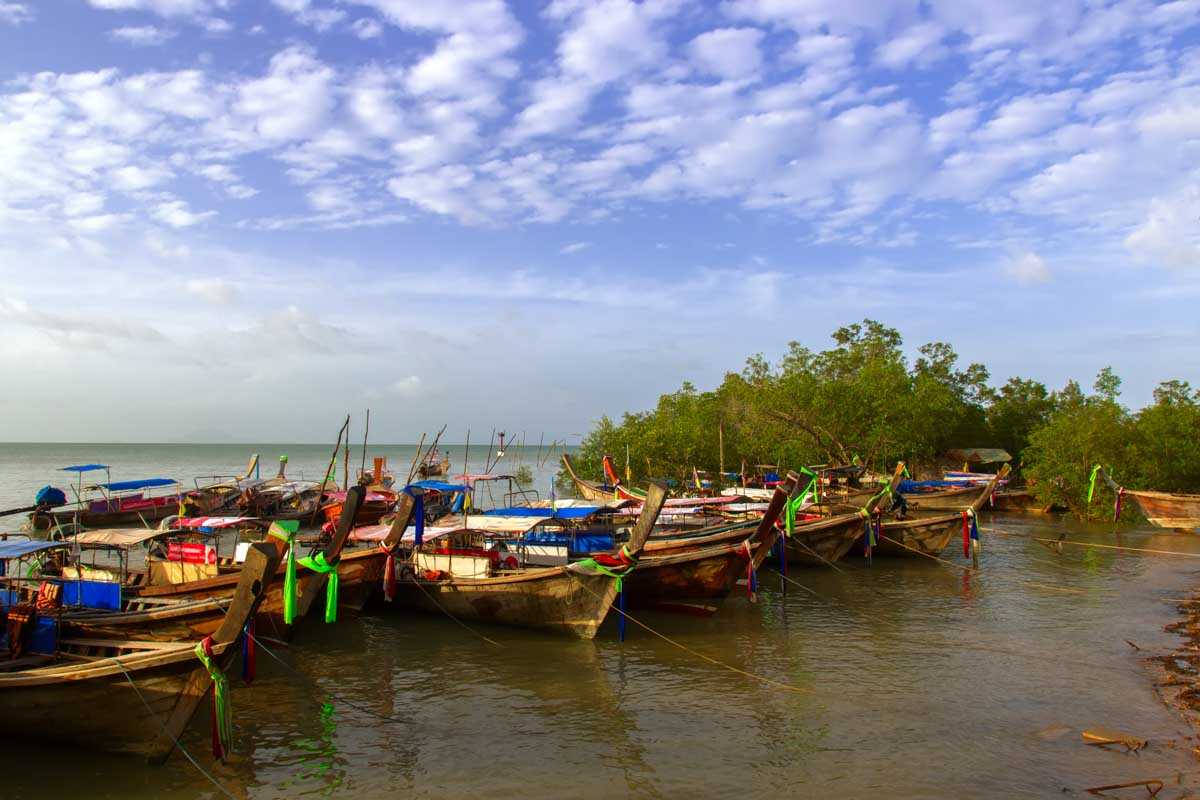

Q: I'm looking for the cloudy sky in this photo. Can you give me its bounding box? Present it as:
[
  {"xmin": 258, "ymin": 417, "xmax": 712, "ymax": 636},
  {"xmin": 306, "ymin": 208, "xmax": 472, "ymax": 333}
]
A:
[{"xmin": 1, "ymin": 0, "xmax": 1198, "ymax": 443}]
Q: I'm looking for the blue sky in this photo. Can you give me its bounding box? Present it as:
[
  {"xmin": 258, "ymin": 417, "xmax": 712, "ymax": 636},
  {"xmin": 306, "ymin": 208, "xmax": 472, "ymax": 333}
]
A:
[{"xmin": 0, "ymin": 0, "xmax": 1198, "ymax": 443}]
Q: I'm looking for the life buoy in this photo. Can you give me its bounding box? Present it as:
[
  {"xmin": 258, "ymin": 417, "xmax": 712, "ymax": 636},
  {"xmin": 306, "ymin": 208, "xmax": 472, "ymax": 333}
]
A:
[{"xmin": 502, "ymin": 556, "xmax": 518, "ymax": 570}]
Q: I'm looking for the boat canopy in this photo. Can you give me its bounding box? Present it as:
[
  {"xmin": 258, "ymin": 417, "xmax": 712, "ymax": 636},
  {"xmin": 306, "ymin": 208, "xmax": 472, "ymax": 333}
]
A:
[
  {"xmin": 173, "ymin": 516, "xmax": 259, "ymax": 530},
  {"xmin": 0, "ymin": 540, "xmax": 64, "ymax": 560},
  {"xmin": 92, "ymin": 478, "xmax": 179, "ymax": 492},
  {"xmin": 481, "ymin": 506, "xmax": 605, "ymax": 519},
  {"xmin": 62, "ymin": 464, "xmax": 109, "ymax": 472},
  {"xmin": 406, "ymin": 480, "xmax": 467, "ymax": 493},
  {"xmin": 348, "ymin": 524, "xmax": 456, "ymax": 544},
  {"xmin": 946, "ymin": 448, "xmax": 1012, "ymax": 464},
  {"xmin": 71, "ymin": 529, "xmax": 177, "ymax": 548}
]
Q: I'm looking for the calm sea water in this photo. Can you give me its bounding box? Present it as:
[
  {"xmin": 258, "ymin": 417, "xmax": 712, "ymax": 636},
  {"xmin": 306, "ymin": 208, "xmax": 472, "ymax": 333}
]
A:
[{"xmin": 2, "ymin": 444, "xmax": 1199, "ymax": 798}]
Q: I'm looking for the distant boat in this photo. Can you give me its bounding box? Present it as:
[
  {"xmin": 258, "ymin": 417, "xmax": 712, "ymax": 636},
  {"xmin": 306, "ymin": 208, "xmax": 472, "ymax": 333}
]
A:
[
  {"xmin": 1097, "ymin": 467, "xmax": 1200, "ymax": 532},
  {"xmin": 30, "ymin": 464, "xmax": 180, "ymax": 532}
]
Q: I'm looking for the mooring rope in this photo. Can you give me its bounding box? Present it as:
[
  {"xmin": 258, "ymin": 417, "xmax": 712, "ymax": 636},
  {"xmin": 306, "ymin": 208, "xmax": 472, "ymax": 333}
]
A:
[
  {"xmin": 247, "ymin": 633, "xmax": 420, "ymax": 726},
  {"xmin": 113, "ymin": 658, "xmax": 238, "ymax": 800},
  {"xmin": 571, "ymin": 576, "xmax": 811, "ymax": 695},
  {"xmin": 878, "ymin": 533, "xmax": 975, "ymax": 573},
  {"xmin": 979, "ymin": 527, "xmax": 1200, "ymax": 559},
  {"xmin": 405, "ymin": 574, "xmax": 504, "ymax": 647}
]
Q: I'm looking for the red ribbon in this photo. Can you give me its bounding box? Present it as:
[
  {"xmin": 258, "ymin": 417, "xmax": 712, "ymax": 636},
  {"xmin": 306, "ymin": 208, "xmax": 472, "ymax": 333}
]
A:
[
  {"xmin": 962, "ymin": 511, "xmax": 970, "ymax": 558},
  {"xmin": 383, "ymin": 548, "xmax": 396, "ymax": 602},
  {"xmin": 1114, "ymin": 487, "xmax": 1125, "ymax": 522}
]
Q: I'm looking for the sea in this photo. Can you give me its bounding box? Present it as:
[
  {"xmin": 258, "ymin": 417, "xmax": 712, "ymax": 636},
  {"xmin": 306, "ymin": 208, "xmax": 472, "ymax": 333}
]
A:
[{"xmin": 1, "ymin": 442, "xmax": 1199, "ymax": 798}]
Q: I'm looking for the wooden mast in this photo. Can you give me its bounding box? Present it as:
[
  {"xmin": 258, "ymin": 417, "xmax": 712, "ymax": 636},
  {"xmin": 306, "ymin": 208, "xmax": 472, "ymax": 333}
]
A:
[{"xmin": 148, "ymin": 540, "xmax": 281, "ymax": 763}]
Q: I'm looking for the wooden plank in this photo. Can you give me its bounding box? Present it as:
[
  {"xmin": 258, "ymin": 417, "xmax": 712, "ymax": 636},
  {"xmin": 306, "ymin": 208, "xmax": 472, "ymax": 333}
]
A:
[{"xmin": 147, "ymin": 541, "xmax": 280, "ymax": 764}]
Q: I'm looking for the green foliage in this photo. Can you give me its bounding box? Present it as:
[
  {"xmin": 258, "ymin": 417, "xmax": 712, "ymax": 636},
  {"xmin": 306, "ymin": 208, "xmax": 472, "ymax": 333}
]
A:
[
  {"xmin": 564, "ymin": 325, "xmax": 1199, "ymax": 520},
  {"xmin": 1023, "ymin": 371, "xmax": 1135, "ymax": 516}
]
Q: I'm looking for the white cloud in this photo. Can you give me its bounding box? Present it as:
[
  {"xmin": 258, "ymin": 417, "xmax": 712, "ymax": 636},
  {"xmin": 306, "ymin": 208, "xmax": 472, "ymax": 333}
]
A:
[
  {"xmin": 109, "ymin": 25, "xmax": 176, "ymax": 45},
  {"xmin": 689, "ymin": 28, "xmax": 764, "ymax": 79},
  {"xmin": 350, "ymin": 17, "xmax": 383, "ymax": 39},
  {"xmin": 152, "ymin": 200, "xmax": 215, "ymax": 228},
  {"xmin": 876, "ymin": 22, "xmax": 946, "ymax": 69},
  {"xmin": 1005, "ymin": 251, "xmax": 1051, "ymax": 285},
  {"xmin": 0, "ymin": 2, "xmax": 31, "ymax": 25},
  {"xmin": 559, "ymin": 241, "xmax": 591, "ymax": 255},
  {"xmin": 270, "ymin": 0, "xmax": 346, "ymax": 31},
  {"xmin": 186, "ymin": 277, "xmax": 236, "ymax": 304},
  {"xmin": 1125, "ymin": 187, "xmax": 1200, "ymax": 270},
  {"xmin": 233, "ymin": 46, "xmax": 334, "ymax": 141},
  {"xmin": 390, "ymin": 375, "xmax": 423, "ymax": 397}
]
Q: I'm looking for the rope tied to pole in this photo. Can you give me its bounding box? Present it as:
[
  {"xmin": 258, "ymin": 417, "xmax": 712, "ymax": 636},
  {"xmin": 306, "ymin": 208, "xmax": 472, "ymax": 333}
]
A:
[
  {"xmin": 297, "ymin": 552, "xmax": 340, "ymax": 623},
  {"xmin": 268, "ymin": 520, "xmax": 300, "ymax": 625},
  {"xmin": 194, "ymin": 636, "xmax": 232, "ymax": 762}
]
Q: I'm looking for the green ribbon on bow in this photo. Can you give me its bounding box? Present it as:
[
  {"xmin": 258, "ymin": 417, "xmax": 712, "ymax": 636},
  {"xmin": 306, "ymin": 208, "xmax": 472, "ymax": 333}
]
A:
[
  {"xmin": 268, "ymin": 520, "xmax": 300, "ymax": 625},
  {"xmin": 785, "ymin": 476, "xmax": 820, "ymax": 537},
  {"xmin": 1087, "ymin": 464, "xmax": 1102, "ymax": 505},
  {"xmin": 194, "ymin": 639, "xmax": 232, "ymax": 760},
  {"xmin": 573, "ymin": 546, "xmax": 638, "ymax": 593},
  {"xmin": 298, "ymin": 552, "xmax": 339, "ymax": 623}
]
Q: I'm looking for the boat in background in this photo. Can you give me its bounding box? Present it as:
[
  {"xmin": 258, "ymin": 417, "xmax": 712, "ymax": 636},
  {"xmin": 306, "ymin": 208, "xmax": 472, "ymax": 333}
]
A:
[
  {"xmin": 874, "ymin": 465, "xmax": 1011, "ymax": 557},
  {"xmin": 30, "ymin": 464, "xmax": 181, "ymax": 533},
  {"xmin": 1096, "ymin": 466, "xmax": 1200, "ymax": 532}
]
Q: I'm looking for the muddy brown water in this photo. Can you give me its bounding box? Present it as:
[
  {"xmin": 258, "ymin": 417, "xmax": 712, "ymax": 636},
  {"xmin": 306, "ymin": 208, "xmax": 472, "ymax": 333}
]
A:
[{"xmin": 2, "ymin": 444, "xmax": 1200, "ymax": 798}]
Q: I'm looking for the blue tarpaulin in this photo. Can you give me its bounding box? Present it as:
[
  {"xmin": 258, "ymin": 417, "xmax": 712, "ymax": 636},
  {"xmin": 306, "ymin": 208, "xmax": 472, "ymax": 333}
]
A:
[
  {"xmin": 406, "ymin": 480, "xmax": 467, "ymax": 493},
  {"xmin": 0, "ymin": 540, "xmax": 64, "ymax": 561},
  {"xmin": 95, "ymin": 478, "xmax": 178, "ymax": 492},
  {"xmin": 899, "ymin": 480, "xmax": 957, "ymax": 492},
  {"xmin": 483, "ymin": 507, "xmax": 604, "ymax": 519},
  {"xmin": 61, "ymin": 579, "xmax": 122, "ymax": 610},
  {"xmin": 522, "ymin": 531, "xmax": 615, "ymax": 554},
  {"xmin": 62, "ymin": 464, "xmax": 109, "ymax": 472}
]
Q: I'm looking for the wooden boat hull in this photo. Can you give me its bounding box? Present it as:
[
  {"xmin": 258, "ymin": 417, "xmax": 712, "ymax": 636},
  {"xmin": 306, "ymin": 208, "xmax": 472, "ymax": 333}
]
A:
[
  {"xmin": 321, "ymin": 498, "xmax": 393, "ymax": 527},
  {"xmin": 1126, "ymin": 490, "xmax": 1200, "ymax": 532},
  {"xmin": 0, "ymin": 644, "xmax": 220, "ymax": 756},
  {"xmin": 786, "ymin": 514, "xmax": 867, "ymax": 565},
  {"xmin": 394, "ymin": 567, "xmax": 617, "ymax": 639},
  {"xmin": 623, "ymin": 542, "xmax": 751, "ymax": 607},
  {"xmin": 900, "ymin": 485, "xmax": 981, "ymax": 511},
  {"xmin": 31, "ymin": 501, "xmax": 179, "ymax": 531},
  {"xmin": 873, "ymin": 514, "xmax": 959, "ymax": 558},
  {"xmin": 65, "ymin": 547, "xmax": 386, "ymax": 640},
  {"xmin": 990, "ymin": 489, "xmax": 1055, "ymax": 514}
]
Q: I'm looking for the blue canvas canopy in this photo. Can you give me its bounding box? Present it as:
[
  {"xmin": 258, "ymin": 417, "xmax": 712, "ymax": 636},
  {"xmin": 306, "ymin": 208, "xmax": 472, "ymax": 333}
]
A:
[
  {"xmin": 899, "ymin": 480, "xmax": 957, "ymax": 492},
  {"xmin": 0, "ymin": 540, "xmax": 64, "ymax": 560},
  {"xmin": 62, "ymin": 464, "xmax": 109, "ymax": 472},
  {"xmin": 94, "ymin": 478, "xmax": 178, "ymax": 492},
  {"xmin": 407, "ymin": 480, "xmax": 467, "ymax": 493},
  {"xmin": 482, "ymin": 507, "xmax": 604, "ymax": 519}
]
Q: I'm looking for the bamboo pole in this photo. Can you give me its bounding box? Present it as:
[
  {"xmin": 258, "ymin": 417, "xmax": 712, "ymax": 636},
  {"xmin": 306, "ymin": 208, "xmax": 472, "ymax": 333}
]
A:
[
  {"xmin": 308, "ymin": 415, "xmax": 350, "ymax": 525},
  {"xmin": 404, "ymin": 432, "xmax": 427, "ymax": 486},
  {"xmin": 360, "ymin": 409, "xmax": 370, "ymax": 478}
]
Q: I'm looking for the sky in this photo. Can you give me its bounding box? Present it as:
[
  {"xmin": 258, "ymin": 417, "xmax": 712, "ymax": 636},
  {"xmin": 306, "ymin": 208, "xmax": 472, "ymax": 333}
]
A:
[{"xmin": 0, "ymin": 0, "xmax": 1198, "ymax": 443}]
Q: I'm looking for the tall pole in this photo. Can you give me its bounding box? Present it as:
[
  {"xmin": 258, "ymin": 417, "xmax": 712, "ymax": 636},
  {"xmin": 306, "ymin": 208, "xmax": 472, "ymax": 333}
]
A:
[
  {"xmin": 718, "ymin": 419, "xmax": 725, "ymax": 476},
  {"xmin": 360, "ymin": 408, "xmax": 370, "ymax": 478}
]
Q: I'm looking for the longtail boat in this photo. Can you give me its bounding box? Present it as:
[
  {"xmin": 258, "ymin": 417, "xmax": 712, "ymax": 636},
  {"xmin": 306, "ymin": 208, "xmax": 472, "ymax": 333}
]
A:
[
  {"xmin": 873, "ymin": 464, "xmax": 1011, "ymax": 557},
  {"xmin": 623, "ymin": 473, "xmax": 800, "ymax": 607},
  {"xmin": 561, "ymin": 453, "xmax": 630, "ymax": 501},
  {"xmin": 1096, "ymin": 467, "xmax": 1200, "ymax": 532},
  {"xmin": 393, "ymin": 482, "xmax": 669, "ymax": 638},
  {"xmin": 786, "ymin": 462, "xmax": 908, "ymax": 565},
  {"xmin": 320, "ymin": 487, "xmax": 397, "ymax": 527},
  {"xmin": 0, "ymin": 541, "xmax": 279, "ymax": 761},
  {"xmin": 65, "ymin": 484, "xmax": 416, "ymax": 640},
  {"xmin": 183, "ymin": 453, "xmax": 262, "ymax": 515},
  {"xmin": 30, "ymin": 464, "xmax": 182, "ymax": 532}
]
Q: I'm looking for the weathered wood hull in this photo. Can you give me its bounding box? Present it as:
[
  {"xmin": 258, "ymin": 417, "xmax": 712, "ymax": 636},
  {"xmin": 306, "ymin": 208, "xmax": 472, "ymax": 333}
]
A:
[
  {"xmin": 31, "ymin": 501, "xmax": 179, "ymax": 531},
  {"xmin": 990, "ymin": 489, "xmax": 1055, "ymax": 514},
  {"xmin": 786, "ymin": 514, "xmax": 868, "ymax": 565},
  {"xmin": 1127, "ymin": 490, "xmax": 1200, "ymax": 532},
  {"xmin": 623, "ymin": 542, "xmax": 751, "ymax": 607},
  {"xmin": 873, "ymin": 514, "xmax": 959, "ymax": 557},
  {"xmin": 394, "ymin": 568, "xmax": 618, "ymax": 639},
  {"xmin": 65, "ymin": 547, "xmax": 386, "ymax": 640},
  {"xmin": 0, "ymin": 643, "xmax": 224, "ymax": 756},
  {"xmin": 900, "ymin": 486, "xmax": 981, "ymax": 511}
]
